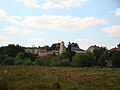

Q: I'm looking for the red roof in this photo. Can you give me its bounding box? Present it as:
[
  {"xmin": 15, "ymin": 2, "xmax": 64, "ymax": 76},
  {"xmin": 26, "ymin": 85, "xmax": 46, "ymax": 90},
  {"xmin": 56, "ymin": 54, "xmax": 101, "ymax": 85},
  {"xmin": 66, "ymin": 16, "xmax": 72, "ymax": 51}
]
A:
[
  {"xmin": 110, "ymin": 48, "xmax": 120, "ymax": 51},
  {"xmin": 36, "ymin": 51, "xmax": 54, "ymax": 58}
]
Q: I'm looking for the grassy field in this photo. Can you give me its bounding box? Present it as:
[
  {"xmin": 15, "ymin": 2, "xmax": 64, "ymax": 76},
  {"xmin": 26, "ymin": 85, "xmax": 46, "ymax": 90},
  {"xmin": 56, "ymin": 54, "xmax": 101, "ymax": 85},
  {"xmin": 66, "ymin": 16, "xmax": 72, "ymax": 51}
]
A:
[{"xmin": 0, "ymin": 66, "xmax": 120, "ymax": 90}]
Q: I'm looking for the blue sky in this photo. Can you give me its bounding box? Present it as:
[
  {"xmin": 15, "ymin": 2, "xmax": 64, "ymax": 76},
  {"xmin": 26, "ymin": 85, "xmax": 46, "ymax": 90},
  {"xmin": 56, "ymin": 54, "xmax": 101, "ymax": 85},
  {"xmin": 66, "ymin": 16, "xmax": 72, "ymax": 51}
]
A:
[{"xmin": 0, "ymin": 0, "xmax": 120, "ymax": 50}]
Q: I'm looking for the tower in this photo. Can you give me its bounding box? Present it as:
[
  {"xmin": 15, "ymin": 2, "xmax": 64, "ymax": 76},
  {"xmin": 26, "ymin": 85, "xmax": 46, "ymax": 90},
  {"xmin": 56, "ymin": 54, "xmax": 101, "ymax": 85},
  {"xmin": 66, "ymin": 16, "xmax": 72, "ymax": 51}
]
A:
[{"xmin": 59, "ymin": 41, "xmax": 65, "ymax": 54}]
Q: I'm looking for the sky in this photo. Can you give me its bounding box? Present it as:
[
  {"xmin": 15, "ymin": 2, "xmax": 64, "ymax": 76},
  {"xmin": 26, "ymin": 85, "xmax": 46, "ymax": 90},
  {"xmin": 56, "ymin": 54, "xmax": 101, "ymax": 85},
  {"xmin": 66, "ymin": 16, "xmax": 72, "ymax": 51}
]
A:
[{"xmin": 0, "ymin": 0, "xmax": 120, "ymax": 50}]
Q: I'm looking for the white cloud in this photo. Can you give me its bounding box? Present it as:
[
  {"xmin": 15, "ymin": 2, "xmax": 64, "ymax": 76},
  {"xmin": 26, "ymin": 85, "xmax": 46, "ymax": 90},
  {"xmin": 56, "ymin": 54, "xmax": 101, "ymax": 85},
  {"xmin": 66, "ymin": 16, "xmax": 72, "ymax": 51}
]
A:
[
  {"xmin": 31, "ymin": 38, "xmax": 46, "ymax": 42},
  {"xmin": 38, "ymin": 31, "xmax": 46, "ymax": 35},
  {"xmin": 2, "ymin": 26, "xmax": 34, "ymax": 35},
  {"xmin": 111, "ymin": 8, "xmax": 120, "ymax": 16},
  {"xmin": 21, "ymin": 15, "xmax": 107, "ymax": 32},
  {"xmin": 41, "ymin": 0, "xmax": 87, "ymax": 9},
  {"xmin": 0, "ymin": 36, "xmax": 8, "ymax": 40},
  {"xmin": 17, "ymin": 0, "xmax": 87, "ymax": 9},
  {"xmin": 0, "ymin": 9, "xmax": 7, "ymax": 19},
  {"xmin": 74, "ymin": 38, "xmax": 96, "ymax": 49},
  {"xmin": 2, "ymin": 26, "xmax": 20, "ymax": 34},
  {"xmin": 18, "ymin": 0, "xmax": 40, "ymax": 8},
  {"xmin": 102, "ymin": 25, "xmax": 120, "ymax": 37}
]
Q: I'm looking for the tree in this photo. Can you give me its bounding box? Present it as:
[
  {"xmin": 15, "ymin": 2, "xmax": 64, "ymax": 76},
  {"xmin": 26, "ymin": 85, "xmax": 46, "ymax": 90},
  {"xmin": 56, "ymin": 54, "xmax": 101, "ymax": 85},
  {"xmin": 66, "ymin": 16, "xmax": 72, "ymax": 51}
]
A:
[
  {"xmin": 65, "ymin": 42, "xmax": 76, "ymax": 62},
  {"xmin": 2, "ymin": 57, "xmax": 15, "ymax": 65},
  {"xmin": 112, "ymin": 51, "xmax": 120, "ymax": 67},
  {"xmin": 0, "ymin": 44, "xmax": 25, "ymax": 57},
  {"xmin": 93, "ymin": 47, "xmax": 107, "ymax": 60},
  {"xmin": 98, "ymin": 50, "xmax": 108, "ymax": 66},
  {"xmin": 117, "ymin": 43, "xmax": 120, "ymax": 48},
  {"xmin": 72, "ymin": 52, "xmax": 96, "ymax": 67}
]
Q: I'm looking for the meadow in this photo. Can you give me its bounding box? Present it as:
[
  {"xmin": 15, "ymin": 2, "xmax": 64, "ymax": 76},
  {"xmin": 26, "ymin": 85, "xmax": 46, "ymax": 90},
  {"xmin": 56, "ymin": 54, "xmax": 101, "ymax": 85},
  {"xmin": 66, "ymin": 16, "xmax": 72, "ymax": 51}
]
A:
[{"xmin": 0, "ymin": 66, "xmax": 120, "ymax": 90}]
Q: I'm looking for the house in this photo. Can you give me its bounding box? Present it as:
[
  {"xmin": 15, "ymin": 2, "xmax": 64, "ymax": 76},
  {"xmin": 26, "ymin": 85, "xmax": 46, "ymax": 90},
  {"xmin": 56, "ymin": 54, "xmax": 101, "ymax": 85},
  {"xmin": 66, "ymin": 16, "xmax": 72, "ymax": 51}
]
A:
[
  {"xmin": 69, "ymin": 42, "xmax": 84, "ymax": 53},
  {"xmin": 109, "ymin": 48, "xmax": 120, "ymax": 52},
  {"xmin": 86, "ymin": 45, "xmax": 100, "ymax": 53},
  {"xmin": 25, "ymin": 47, "xmax": 47, "ymax": 54},
  {"xmin": 36, "ymin": 51, "xmax": 54, "ymax": 58}
]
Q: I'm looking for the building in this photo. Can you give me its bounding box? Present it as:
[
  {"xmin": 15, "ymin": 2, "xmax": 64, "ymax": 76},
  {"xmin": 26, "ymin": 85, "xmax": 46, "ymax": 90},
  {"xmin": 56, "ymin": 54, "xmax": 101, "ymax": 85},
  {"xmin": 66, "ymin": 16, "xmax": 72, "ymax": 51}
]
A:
[
  {"xmin": 109, "ymin": 48, "xmax": 120, "ymax": 52},
  {"xmin": 25, "ymin": 47, "xmax": 47, "ymax": 54},
  {"xmin": 59, "ymin": 41, "xmax": 66, "ymax": 54},
  {"xmin": 86, "ymin": 45, "xmax": 100, "ymax": 53},
  {"xmin": 69, "ymin": 42, "xmax": 84, "ymax": 53}
]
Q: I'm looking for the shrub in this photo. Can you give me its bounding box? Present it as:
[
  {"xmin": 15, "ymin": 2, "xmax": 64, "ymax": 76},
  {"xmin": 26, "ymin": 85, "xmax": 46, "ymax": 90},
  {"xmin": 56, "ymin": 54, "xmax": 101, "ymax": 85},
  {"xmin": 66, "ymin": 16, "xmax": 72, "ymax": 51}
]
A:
[
  {"xmin": 23, "ymin": 58, "xmax": 33, "ymax": 66},
  {"xmin": 2, "ymin": 57, "xmax": 15, "ymax": 65},
  {"xmin": 72, "ymin": 53, "xmax": 96, "ymax": 67},
  {"xmin": 112, "ymin": 51, "xmax": 120, "ymax": 67},
  {"xmin": 35, "ymin": 55, "xmax": 54, "ymax": 66}
]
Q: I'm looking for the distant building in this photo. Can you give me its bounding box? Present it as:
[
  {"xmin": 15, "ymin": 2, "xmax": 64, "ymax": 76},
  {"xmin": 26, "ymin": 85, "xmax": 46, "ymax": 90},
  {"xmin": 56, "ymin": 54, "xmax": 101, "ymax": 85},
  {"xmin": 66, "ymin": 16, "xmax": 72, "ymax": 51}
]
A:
[
  {"xmin": 86, "ymin": 45, "xmax": 100, "ymax": 53},
  {"xmin": 36, "ymin": 51, "xmax": 54, "ymax": 58},
  {"xmin": 69, "ymin": 42, "xmax": 84, "ymax": 53},
  {"xmin": 59, "ymin": 41, "xmax": 66, "ymax": 54},
  {"xmin": 51, "ymin": 43, "xmax": 60, "ymax": 51},
  {"xmin": 25, "ymin": 47, "xmax": 47, "ymax": 54},
  {"xmin": 109, "ymin": 48, "xmax": 120, "ymax": 52}
]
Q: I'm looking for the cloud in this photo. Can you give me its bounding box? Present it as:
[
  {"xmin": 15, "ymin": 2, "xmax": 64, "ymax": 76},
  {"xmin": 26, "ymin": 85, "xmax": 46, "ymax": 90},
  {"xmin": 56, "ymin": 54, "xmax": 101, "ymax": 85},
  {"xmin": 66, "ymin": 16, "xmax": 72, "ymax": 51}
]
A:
[
  {"xmin": 0, "ymin": 36, "xmax": 8, "ymax": 40},
  {"xmin": 17, "ymin": 0, "xmax": 87, "ymax": 9},
  {"xmin": 41, "ymin": 0, "xmax": 87, "ymax": 9},
  {"xmin": 74, "ymin": 38, "xmax": 96, "ymax": 49},
  {"xmin": 111, "ymin": 8, "xmax": 120, "ymax": 16},
  {"xmin": 2, "ymin": 26, "xmax": 34, "ymax": 35},
  {"xmin": 102, "ymin": 25, "xmax": 120, "ymax": 37},
  {"xmin": 0, "ymin": 9, "xmax": 7, "ymax": 19},
  {"xmin": 31, "ymin": 38, "xmax": 46, "ymax": 42},
  {"xmin": 18, "ymin": 0, "xmax": 40, "ymax": 8},
  {"xmin": 21, "ymin": 15, "xmax": 107, "ymax": 32}
]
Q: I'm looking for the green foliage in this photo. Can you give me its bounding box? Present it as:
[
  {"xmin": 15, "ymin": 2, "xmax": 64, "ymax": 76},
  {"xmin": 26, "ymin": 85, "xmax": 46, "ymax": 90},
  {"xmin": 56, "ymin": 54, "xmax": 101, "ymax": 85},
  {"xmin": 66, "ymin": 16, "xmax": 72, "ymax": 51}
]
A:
[
  {"xmin": 112, "ymin": 51, "xmax": 120, "ymax": 67},
  {"xmin": 117, "ymin": 43, "xmax": 120, "ymax": 48},
  {"xmin": 72, "ymin": 53, "xmax": 96, "ymax": 67},
  {"xmin": 0, "ymin": 44, "xmax": 24, "ymax": 57},
  {"xmin": 35, "ymin": 55, "xmax": 54, "ymax": 66},
  {"xmin": 98, "ymin": 50, "xmax": 108, "ymax": 66},
  {"xmin": 65, "ymin": 43, "xmax": 76, "ymax": 62},
  {"xmin": 0, "ymin": 54, "xmax": 8, "ymax": 64},
  {"xmin": 23, "ymin": 58, "xmax": 34, "ymax": 66},
  {"xmin": 93, "ymin": 47, "xmax": 107, "ymax": 60},
  {"xmin": 15, "ymin": 52, "xmax": 33, "ymax": 65},
  {"xmin": 2, "ymin": 57, "xmax": 15, "ymax": 65}
]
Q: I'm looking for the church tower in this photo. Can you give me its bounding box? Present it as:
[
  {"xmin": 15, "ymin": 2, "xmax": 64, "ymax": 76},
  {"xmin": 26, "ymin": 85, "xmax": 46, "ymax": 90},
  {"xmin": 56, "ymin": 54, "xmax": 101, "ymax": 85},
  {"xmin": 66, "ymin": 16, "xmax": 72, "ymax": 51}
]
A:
[{"xmin": 59, "ymin": 41, "xmax": 66, "ymax": 54}]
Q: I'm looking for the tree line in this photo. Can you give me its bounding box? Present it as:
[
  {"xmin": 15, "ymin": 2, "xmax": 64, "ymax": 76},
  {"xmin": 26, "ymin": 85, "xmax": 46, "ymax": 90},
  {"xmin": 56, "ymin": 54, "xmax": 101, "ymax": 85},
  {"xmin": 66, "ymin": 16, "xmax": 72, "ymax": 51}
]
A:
[{"xmin": 0, "ymin": 44, "xmax": 120, "ymax": 67}]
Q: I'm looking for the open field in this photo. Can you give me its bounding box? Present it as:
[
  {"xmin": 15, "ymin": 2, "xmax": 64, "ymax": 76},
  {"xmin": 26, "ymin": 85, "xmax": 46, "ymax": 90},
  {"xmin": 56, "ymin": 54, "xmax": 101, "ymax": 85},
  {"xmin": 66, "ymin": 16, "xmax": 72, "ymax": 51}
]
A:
[{"xmin": 0, "ymin": 66, "xmax": 120, "ymax": 90}]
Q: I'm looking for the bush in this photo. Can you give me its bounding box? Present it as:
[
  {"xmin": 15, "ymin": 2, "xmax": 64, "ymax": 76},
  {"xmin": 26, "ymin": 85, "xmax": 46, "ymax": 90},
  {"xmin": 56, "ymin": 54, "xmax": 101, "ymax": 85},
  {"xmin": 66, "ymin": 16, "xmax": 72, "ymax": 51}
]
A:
[
  {"xmin": 0, "ymin": 54, "xmax": 7, "ymax": 64},
  {"xmin": 112, "ymin": 51, "xmax": 120, "ymax": 67},
  {"xmin": 14, "ymin": 59, "xmax": 23, "ymax": 65},
  {"xmin": 98, "ymin": 50, "xmax": 108, "ymax": 66},
  {"xmin": 2, "ymin": 57, "xmax": 15, "ymax": 65},
  {"xmin": 72, "ymin": 53, "xmax": 96, "ymax": 67},
  {"xmin": 35, "ymin": 55, "xmax": 54, "ymax": 66},
  {"xmin": 23, "ymin": 58, "xmax": 34, "ymax": 66}
]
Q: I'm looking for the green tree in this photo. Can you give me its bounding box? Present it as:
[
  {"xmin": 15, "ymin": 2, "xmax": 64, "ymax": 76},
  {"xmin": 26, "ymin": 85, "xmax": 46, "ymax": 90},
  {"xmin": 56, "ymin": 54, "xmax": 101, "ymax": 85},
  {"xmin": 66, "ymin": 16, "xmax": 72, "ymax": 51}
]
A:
[
  {"xmin": 2, "ymin": 57, "xmax": 15, "ymax": 65},
  {"xmin": 65, "ymin": 43, "xmax": 76, "ymax": 62},
  {"xmin": 117, "ymin": 43, "xmax": 120, "ymax": 48},
  {"xmin": 98, "ymin": 50, "xmax": 108, "ymax": 66},
  {"xmin": 15, "ymin": 52, "xmax": 33, "ymax": 65},
  {"xmin": 72, "ymin": 53, "xmax": 96, "ymax": 67},
  {"xmin": 112, "ymin": 51, "xmax": 120, "ymax": 67},
  {"xmin": 0, "ymin": 44, "xmax": 25, "ymax": 57},
  {"xmin": 93, "ymin": 47, "xmax": 107, "ymax": 59}
]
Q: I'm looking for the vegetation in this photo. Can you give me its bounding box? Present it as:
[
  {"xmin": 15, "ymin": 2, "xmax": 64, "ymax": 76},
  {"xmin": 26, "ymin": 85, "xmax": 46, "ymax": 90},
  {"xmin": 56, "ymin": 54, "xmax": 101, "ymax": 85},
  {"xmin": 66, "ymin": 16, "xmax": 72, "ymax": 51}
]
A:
[
  {"xmin": 0, "ymin": 66, "xmax": 120, "ymax": 90},
  {"xmin": 0, "ymin": 44, "xmax": 120, "ymax": 67}
]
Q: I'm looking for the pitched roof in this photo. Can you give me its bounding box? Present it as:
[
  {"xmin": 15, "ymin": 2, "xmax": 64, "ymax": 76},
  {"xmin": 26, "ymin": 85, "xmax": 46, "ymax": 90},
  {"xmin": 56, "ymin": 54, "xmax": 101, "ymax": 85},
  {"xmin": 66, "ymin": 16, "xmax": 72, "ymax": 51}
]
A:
[
  {"xmin": 36, "ymin": 51, "xmax": 54, "ymax": 57},
  {"xmin": 110, "ymin": 48, "xmax": 120, "ymax": 51}
]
